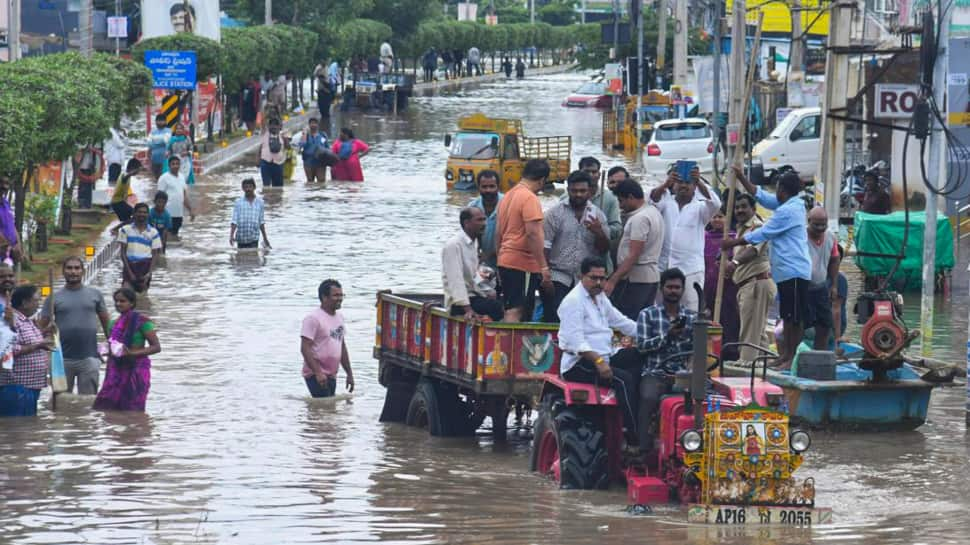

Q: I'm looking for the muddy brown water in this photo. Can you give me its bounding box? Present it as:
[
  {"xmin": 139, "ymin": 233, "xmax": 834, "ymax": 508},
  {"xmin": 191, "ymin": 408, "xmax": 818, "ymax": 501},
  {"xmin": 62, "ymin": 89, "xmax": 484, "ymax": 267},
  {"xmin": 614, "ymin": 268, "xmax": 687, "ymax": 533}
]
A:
[{"xmin": 1, "ymin": 73, "xmax": 968, "ymax": 544}]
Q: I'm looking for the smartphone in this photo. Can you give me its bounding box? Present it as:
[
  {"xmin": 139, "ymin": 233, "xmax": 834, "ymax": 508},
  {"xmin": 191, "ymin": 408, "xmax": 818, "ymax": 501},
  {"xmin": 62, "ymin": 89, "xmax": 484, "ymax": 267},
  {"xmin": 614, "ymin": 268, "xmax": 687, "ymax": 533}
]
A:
[
  {"xmin": 675, "ymin": 160, "xmax": 697, "ymax": 182},
  {"xmin": 671, "ymin": 316, "xmax": 687, "ymax": 329}
]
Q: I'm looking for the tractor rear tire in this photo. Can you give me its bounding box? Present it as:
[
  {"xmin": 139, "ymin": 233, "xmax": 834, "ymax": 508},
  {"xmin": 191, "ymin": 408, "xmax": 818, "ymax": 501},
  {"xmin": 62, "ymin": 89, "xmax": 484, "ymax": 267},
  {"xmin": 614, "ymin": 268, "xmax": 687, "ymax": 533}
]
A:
[
  {"xmin": 405, "ymin": 380, "xmax": 450, "ymax": 436},
  {"xmin": 531, "ymin": 395, "xmax": 608, "ymax": 490},
  {"xmin": 379, "ymin": 379, "xmax": 416, "ymax": 423}
]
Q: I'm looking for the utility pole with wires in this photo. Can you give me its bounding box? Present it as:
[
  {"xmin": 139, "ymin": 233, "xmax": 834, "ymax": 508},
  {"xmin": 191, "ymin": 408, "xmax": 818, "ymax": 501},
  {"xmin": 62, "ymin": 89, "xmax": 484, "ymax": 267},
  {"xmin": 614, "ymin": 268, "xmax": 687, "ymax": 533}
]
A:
[
  {"xmin": 818, "ymin": 0, "xmax": 856, "ymax": 231},
  {"xmin": 921, "ymin": 4, "xmax": 950, "ymax": 358}
]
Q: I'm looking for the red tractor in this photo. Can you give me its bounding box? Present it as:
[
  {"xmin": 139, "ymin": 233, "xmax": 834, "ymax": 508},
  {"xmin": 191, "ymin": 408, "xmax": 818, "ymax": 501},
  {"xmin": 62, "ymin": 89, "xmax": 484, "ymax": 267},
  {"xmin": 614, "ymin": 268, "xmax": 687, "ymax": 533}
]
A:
[{"xmin": 530, "ymin": 307, "xmax": 829, "ymax": 524}]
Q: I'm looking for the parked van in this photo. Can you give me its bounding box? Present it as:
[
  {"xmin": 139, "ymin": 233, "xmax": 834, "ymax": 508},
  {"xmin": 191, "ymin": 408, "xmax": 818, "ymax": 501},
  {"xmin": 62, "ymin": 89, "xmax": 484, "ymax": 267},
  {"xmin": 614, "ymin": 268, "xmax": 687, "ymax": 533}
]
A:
[{"xmin": 750, "ymin": 107, "xmax": 821, "ymax": 184}]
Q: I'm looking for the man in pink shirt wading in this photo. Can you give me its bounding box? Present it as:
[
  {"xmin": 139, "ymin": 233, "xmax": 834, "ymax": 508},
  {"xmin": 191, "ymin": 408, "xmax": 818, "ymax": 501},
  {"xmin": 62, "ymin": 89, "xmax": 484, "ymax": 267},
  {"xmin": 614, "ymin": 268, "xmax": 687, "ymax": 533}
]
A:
[{"xmin": 300, "ymin": 279, "xmax": 355, "ymax": 397}]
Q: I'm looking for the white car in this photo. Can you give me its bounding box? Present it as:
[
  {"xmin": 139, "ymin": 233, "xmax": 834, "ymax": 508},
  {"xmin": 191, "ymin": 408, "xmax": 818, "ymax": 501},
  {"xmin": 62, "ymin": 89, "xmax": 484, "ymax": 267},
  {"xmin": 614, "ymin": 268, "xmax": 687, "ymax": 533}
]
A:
[{"xmin": 643, "ymin": 118, "xmax": 715, "ymax": 179}]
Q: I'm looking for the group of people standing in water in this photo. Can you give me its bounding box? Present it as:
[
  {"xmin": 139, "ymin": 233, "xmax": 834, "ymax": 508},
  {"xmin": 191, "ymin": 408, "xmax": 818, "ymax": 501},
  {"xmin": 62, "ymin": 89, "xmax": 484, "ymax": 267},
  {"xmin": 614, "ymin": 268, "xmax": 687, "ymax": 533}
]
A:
[{"xmin": 0, "ymin": 258, "xmax": 161, "ymax": 417}]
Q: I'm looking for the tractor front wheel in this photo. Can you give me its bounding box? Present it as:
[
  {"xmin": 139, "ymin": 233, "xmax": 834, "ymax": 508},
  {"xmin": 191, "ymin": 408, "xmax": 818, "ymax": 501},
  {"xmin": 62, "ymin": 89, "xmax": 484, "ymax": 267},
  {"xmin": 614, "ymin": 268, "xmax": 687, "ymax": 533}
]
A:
[{"xmin": 530, "ymin": 395, "xmax": 608, "ymax": 490}]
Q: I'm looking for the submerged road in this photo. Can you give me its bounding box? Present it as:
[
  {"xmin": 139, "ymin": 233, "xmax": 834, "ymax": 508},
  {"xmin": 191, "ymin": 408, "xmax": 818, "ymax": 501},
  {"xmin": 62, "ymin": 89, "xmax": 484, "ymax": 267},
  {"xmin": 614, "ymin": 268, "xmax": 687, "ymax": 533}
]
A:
[{"xmin": 1, "ymin": 72, "xmax": 968, "ymax": 544}]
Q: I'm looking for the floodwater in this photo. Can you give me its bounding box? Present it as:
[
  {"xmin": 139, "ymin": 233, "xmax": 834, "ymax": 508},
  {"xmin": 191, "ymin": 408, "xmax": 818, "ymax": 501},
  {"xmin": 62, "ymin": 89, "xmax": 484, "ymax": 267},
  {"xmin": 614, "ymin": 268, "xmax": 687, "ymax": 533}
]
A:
[{"xmin": 1, "ymin": 72, "xmax": 969, "ymax": 545}]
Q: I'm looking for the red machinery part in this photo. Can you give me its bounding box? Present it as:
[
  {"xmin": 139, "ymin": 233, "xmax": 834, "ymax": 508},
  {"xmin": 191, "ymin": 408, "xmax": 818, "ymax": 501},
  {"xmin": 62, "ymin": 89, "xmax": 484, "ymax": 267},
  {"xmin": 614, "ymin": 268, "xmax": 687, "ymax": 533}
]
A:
[{"xmin": 860, "ymin": 301, "xmax": 907, "ymax": 357}]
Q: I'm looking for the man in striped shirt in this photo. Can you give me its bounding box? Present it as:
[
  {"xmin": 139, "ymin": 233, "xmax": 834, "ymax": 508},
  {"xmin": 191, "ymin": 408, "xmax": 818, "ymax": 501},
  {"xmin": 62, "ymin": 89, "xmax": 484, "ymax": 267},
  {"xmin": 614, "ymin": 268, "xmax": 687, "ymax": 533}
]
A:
[{"xmin": 118, "ymin": 203, "xmax": 161, "ymax": 293}]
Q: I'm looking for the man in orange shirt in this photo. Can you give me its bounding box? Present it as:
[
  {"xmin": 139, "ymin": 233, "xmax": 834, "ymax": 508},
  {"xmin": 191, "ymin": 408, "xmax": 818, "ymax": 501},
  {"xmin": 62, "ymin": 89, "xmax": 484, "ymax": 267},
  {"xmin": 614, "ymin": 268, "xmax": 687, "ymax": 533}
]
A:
[{"xmin": 495, "ymin": 159, "xmax": 551, "ymax": 322}]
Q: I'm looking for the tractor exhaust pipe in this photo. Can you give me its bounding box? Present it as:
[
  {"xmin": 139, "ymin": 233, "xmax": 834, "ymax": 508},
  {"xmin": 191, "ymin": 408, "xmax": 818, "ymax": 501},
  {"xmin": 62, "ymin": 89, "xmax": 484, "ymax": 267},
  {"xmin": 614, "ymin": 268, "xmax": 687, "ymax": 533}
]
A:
[{"xmin": 691, "ymin": 281, "xmax": 709, "ymax": 430}]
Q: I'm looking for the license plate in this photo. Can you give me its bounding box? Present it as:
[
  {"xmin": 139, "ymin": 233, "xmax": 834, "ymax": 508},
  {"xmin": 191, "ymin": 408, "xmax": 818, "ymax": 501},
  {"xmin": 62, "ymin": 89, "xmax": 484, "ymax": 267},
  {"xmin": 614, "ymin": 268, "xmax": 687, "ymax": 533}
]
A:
[{"xmin": 687, "ymin": 504, "xmax": 832, "ymax": 526}]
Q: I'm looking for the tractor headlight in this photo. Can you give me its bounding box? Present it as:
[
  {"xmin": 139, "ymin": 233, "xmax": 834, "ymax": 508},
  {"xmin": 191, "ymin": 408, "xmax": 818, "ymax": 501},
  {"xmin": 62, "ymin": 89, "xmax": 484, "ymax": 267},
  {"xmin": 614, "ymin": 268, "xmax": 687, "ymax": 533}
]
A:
[
  {"xmin": 681, "ymin": 430, "xmax": 703, "ymax": 452},
  {"xmin": 445, "ymin": 170, "xmax": 454, "ymax": 181},
  {"xmin": 790, "ymin": 430, "xmax": 811, "ymax": 453}
]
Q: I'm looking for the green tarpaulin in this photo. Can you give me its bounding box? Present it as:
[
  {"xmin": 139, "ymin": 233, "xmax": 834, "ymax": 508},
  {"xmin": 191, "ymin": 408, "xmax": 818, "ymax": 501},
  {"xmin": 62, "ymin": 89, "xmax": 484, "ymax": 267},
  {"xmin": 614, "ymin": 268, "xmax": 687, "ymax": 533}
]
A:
[{"xmin": 853, "ymin": 211, "xmax": 954, "ymax": 290}]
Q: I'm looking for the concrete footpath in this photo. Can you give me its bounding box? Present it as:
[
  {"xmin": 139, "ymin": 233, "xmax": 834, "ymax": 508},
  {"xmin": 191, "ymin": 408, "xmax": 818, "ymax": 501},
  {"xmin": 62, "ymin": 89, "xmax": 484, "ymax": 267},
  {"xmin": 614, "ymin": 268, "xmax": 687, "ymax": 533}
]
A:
[{"xmin": 197, "ymin": 62, "xmax": 578, "ymax": 175}]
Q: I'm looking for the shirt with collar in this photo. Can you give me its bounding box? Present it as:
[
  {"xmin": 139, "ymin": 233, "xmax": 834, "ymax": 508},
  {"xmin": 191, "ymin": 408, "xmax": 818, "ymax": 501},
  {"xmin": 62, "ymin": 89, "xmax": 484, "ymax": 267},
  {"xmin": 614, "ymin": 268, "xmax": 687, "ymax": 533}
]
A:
[
  {"xmin": 557, "ymin": 283, "xmax": 637, "ymax": 374},
  {"xmin": 442, "ymin": 230, "xmax": 482, "ymax": 309},
  {"xmin": 732, "ymin": 215, "xmax": 771, "ymax": 284},
  {"xmin": 543, "ymin": 201, "xmax": 607, "ymax": 286},
  {"xmin": 744, "ymin": 187, "xmax": 811, "ymax": 283},
  {"xmin": 654, "ymin": 188, "xmax": 721, "ymax": 275},
  {"xmin": 637, "ymin": 304, "xmax": 697, "ymax": 376},
  {"xmin": 231, "ymin": 196, "xmax": 266, "ymax": 244},
  {"xmin": 559, "ymin": 188, "xmax": 622, "ymax": 272},
  {"xmin": 468, "ymin": 192, "xmax": 504, "ymax": 266}
]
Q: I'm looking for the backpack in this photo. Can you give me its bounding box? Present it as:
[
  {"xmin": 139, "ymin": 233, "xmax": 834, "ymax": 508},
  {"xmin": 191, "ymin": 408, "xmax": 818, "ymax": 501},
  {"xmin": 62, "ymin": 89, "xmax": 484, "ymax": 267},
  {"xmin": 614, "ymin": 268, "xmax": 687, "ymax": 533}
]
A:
[{"xmin": 268, "ymin": 132, "xmax": 282, "ymax": 154}]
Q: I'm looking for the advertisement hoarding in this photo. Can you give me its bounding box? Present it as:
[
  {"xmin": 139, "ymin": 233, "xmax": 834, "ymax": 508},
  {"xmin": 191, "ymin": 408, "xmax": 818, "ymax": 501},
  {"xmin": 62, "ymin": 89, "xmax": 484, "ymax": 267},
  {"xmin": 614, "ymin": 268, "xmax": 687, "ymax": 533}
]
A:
[{"xmin": 141, "ymin": 0, "xmax": 220, "ymax": 42}]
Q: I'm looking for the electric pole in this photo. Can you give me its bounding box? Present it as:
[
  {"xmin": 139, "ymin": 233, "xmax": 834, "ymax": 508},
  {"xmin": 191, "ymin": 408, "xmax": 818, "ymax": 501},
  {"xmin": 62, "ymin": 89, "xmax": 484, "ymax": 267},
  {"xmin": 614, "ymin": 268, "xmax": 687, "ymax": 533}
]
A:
[
  {"xmin": 265, "ymin": 0, "xmax": 273, "ymax": 25},
  {"xmin": 818, "ymin": 0, "xmax": 855, "ymax": 231},
  {"xmin": 657, "ymin": 0, "xmax": 667, "ymax": 86},
  {"xmin": 9, "ymin": 0, "xmax": 21, "ymax": 61},
  {"xmin": 79, "ymin": 0, "xmax": 93, "ymax": 57},
  {"xmin": 712, "ymin": 0, "xmax": 723, "ymax": 177},
  {"xmin": 921, "ymin": 6, "xmax": 950, "ymax": 357},
  {"xmin": 789, "ymin": 0, "xmax": 804, "ymax": 77},
  {"xmin": 727, "ymin": 0, "xmax": 745, "ymax": 164},
  {"xmin": 581, "ymin": 0, "xmax": 587, "ymax": 24},
  {"xmin": 530, "ymin": 0, "xmax": 535, "ymax": 24},
  {"xmin": 673, "ymin": 0, "xmax": 688, "ymax": 87}
]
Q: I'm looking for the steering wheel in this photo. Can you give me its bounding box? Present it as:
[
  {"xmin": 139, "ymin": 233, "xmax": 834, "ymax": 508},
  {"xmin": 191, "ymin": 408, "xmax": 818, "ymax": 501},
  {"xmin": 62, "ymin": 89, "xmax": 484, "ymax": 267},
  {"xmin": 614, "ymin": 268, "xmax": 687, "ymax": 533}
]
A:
[{"xmin": 657, "ymin": 351, "xmax": 720, "ymax": 373}]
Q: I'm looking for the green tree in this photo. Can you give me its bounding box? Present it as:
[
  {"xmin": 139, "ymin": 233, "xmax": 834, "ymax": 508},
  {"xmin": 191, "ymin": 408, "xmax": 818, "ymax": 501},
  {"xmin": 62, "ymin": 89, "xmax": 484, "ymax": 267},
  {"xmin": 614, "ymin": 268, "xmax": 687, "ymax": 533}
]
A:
[
  {"xmin": 0, "ymin": 53, "xmax": 151, "ymax": 234},
  {"xmin": 538, "ymin": 2, "xmax": 576, "ymax": 26}
]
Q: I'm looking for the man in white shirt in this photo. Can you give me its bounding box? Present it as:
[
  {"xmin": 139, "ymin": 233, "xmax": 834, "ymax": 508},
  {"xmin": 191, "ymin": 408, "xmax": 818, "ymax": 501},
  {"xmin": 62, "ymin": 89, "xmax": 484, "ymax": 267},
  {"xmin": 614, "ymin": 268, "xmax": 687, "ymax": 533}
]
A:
[
  {"xmin": 442, "ymin": 208, "xmax": 503, "ymax": 322},
  {"xmin": 558, "ymin": 256, "xmax": 640, "ymax": 442},
  {"xmin": 104, "ymin": 127, "xmax": 126, "ymax": 185},
  {"xmin": 156, "ymin": 156, "xmax": 194, "ymax": 239},
  {"xmin": 649, "ymin": 166, "xmax": 721, "ymax": 312}
]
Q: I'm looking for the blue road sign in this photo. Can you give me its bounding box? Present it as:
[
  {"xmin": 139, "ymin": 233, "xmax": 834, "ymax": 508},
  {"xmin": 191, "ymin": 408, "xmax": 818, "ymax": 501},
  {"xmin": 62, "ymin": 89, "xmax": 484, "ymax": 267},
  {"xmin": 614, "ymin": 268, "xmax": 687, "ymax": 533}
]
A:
[{"xmin": 144, "ymin": 50, "xmax": 197, "ymax": 90}]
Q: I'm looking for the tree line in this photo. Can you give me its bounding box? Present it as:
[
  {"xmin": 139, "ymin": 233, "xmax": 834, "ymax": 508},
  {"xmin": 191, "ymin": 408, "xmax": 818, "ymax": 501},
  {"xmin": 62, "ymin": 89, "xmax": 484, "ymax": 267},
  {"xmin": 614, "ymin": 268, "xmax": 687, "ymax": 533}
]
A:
[{"xmin": 0, "ymin": 53, "xmax": 152, "ymax": 234}]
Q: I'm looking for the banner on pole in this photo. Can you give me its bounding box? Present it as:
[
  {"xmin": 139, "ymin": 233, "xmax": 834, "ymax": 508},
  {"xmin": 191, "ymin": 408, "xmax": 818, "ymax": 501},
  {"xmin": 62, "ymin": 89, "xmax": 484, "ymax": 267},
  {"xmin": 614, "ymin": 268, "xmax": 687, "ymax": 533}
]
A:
[{"xmin": 141, "ymin": 0, "xmax": 220, "ymax": 42}]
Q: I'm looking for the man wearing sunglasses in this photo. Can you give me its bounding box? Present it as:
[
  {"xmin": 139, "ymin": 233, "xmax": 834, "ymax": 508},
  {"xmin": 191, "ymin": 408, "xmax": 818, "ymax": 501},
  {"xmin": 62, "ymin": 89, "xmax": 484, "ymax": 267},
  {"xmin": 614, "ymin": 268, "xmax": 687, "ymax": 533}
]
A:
[{"xmin": 557, "ymin": 256, "xmax": 640, "ymax": 447}]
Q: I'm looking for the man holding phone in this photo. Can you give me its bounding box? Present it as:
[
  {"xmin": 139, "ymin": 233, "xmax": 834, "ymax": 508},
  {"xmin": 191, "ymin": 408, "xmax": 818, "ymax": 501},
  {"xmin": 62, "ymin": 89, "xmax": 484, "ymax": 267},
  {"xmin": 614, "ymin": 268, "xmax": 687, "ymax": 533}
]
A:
[
  {"xmin": 635, "ymin": 267, "xmax": 696, "ymax": 453},
  {"xmin": 649, "ymin": 161, "xmax": 721, "ymax": 312}
]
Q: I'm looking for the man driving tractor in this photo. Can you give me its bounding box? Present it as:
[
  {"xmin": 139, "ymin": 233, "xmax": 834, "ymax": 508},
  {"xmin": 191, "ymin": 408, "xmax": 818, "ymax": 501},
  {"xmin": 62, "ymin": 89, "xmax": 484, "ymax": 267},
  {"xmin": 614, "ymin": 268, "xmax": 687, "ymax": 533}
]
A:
[
  {"xmin": 635, "ymin": 267, "xmax": 697, "ymax": 455},
  {"xmin": 558, "ymin": 262, "xmax": 697, "ymax": 456}
]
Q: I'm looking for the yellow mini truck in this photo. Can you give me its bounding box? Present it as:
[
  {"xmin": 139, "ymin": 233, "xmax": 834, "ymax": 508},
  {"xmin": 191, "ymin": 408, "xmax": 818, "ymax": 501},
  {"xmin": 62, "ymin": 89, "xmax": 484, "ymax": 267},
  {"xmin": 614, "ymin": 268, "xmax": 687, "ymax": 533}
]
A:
[{"xmin": 444, "ymin": 113, "xmax": 571, "ymax": 191}]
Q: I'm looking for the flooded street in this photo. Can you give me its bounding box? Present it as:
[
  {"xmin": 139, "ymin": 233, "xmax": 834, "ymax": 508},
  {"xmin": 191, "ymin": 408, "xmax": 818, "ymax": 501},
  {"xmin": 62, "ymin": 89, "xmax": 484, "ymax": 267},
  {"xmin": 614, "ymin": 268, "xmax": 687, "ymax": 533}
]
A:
[{"xmin": 1, "ymin": 72, "xmax": 968, "ymax": 544}]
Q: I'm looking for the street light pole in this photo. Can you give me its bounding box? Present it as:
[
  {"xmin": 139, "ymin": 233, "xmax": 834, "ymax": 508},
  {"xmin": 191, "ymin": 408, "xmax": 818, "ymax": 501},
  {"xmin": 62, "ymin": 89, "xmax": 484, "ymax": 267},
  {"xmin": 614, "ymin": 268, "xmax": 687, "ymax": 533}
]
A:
[
  {"xmin": 79, "ymin": 0, "xmax": 93, "ymax": 57},
  {"xmin": 9, "ymin": 0, "xmax": 21, "ymax": 61},
  {"xmin": 657, "ymin": 0, "xmax": 667, "ymax": 86},
  {"xmin": 530, "ymin": 0, "xmax": 535, "ymax": 24},
  {"xmin": 265, "ymin": 0, "xmax": 273, "ymax": 25},
  {"xmin": 114, "ymin": 0, "xmax": 121, "ymax": 56},
  {"xmin": 712, "ymin": 0, "xmax": 722, "ymax": 180}
]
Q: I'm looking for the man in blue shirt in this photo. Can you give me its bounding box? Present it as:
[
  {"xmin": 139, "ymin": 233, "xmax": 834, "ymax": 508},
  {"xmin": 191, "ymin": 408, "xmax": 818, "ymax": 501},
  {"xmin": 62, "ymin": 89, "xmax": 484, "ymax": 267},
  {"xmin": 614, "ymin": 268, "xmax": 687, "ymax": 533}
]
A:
[
  {"xmin": 723, "ymin": 169, "xmax": 812, "ymax": 370},
  {"xmin": 467, "ymin": 170, "xmax": 503, "ymax": 268}
]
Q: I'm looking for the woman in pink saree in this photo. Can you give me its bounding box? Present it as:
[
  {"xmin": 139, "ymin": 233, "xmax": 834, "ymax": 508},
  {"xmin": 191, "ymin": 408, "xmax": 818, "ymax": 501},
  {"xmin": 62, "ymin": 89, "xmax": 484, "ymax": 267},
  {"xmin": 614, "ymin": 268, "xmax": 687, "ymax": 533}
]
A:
[
  {"xmin": 93, "ymin": 288, "xmax": 161, "ymax": 412},
  {"xmin": 330, "ymin": 127, "xmax": 370, "ymax": 182}
]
